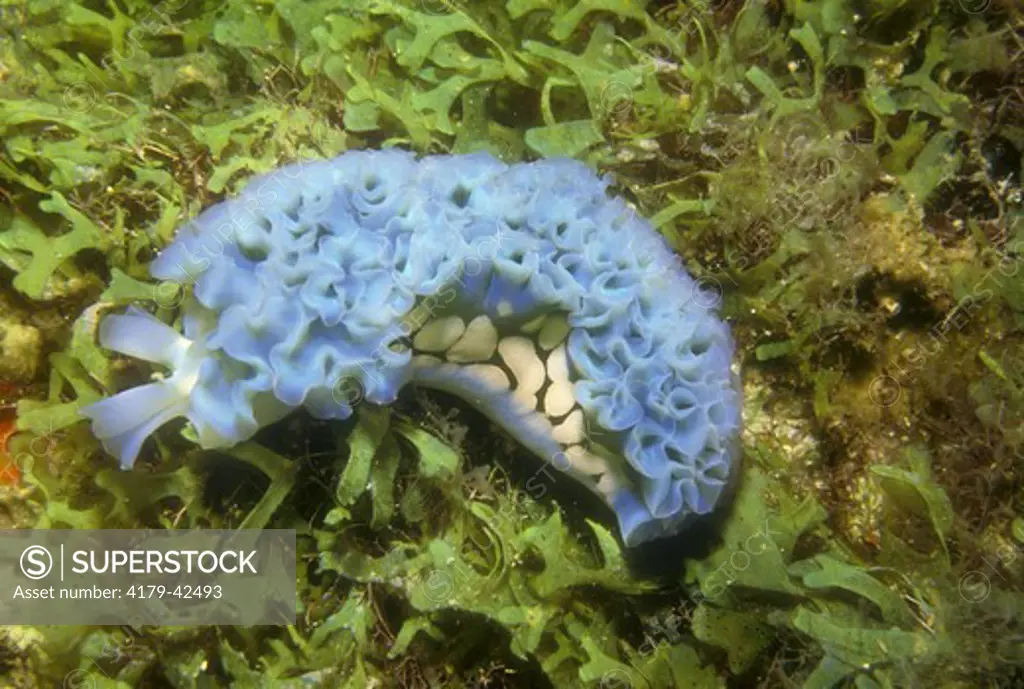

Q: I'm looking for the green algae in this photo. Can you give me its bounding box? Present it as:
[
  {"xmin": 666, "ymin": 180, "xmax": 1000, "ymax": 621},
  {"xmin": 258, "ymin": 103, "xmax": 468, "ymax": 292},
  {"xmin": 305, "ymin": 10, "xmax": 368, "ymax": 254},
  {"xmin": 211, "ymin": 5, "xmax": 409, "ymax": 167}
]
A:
[{"xmin": 0, "ymin": 0, "xmax": 1023, "ymax": 687}]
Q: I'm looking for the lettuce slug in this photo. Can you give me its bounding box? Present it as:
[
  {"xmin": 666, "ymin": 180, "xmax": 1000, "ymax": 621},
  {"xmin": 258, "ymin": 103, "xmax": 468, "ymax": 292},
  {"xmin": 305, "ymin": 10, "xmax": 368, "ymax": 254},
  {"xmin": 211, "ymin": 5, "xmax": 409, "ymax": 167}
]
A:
[{"xmin": 81, "ymin": 149, "xmax": 742, "ymax": 546}]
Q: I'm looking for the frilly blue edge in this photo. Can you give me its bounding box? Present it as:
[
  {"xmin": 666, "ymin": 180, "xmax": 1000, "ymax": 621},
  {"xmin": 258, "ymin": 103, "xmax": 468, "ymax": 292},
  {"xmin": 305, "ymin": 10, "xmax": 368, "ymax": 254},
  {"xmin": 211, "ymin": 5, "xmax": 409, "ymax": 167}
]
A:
[{"xmin": 81, "ymin": 149, "xmax": 742, "ymax": 546}]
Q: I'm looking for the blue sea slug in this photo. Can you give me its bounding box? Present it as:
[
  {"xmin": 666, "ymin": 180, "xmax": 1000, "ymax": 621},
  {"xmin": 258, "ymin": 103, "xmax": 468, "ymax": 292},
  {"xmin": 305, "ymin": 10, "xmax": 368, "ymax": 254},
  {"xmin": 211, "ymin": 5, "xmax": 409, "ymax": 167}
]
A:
[{"xmin": 81, "ymin": 149, "xmax": 741, "ymax": 546}]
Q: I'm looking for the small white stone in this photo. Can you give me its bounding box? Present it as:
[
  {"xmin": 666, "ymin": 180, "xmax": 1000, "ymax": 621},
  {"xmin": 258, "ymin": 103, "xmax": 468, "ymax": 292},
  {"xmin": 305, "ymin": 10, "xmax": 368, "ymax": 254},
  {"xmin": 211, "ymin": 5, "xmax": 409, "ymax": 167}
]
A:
[
  {"xmin": 413, "ymin": 316, "xmax": 466, "ymax": 352},
  {"xmin": 511, "ymin": 389, "xmax": 537, "ymax": 411},
  {"xmin": 465, "ymin": 364, "xmax": 510, "ymax": 390},
  {"xmin": 538, "ymin": 314, "xmax": 570, "ymax": 350},
  {"xmin": 546, "ymin": 344, "xmax": 570, "ymax": 383},
  {"xmin": 545, "ymin": 381, "xmax": 575, "ymax": 418},
  {"xmin": 552, "ymin": 409, "xmax": 584, "ymax": 444},
  {"xmin": 446, "ymin": 315, "xmax": 498, "ymax": 363},
  {"xmin": 412, "ymin": 354, "xmax": 444, "ymax": 369},
  {"xmin": 498, "ymin": 336, "xmax": 546, "ymax": 397}
]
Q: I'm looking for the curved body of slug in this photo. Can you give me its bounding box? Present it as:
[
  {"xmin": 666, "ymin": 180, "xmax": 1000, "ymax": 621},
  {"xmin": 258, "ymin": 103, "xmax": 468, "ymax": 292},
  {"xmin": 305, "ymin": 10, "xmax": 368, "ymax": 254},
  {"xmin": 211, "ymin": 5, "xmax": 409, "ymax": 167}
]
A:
[{"xmin": 82, "ymin": 150, "xmax": 741, "ymax": 546}]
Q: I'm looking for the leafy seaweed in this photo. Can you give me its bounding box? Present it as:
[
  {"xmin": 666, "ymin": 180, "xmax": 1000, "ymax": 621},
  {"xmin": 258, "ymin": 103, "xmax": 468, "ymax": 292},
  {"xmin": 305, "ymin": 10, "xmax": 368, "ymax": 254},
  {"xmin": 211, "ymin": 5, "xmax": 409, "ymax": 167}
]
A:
[{"xmin": 2, "ymin": 0, "xmax": 1023, "ymax": 686}]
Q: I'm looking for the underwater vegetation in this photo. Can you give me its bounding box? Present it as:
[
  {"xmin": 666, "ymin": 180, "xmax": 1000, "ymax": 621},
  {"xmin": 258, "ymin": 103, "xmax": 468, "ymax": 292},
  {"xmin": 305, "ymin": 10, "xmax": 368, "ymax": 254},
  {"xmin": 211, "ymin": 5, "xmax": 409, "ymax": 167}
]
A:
[{"xmin": 0, "ymin": 0, "xmax": 1021, "ymax": 687}]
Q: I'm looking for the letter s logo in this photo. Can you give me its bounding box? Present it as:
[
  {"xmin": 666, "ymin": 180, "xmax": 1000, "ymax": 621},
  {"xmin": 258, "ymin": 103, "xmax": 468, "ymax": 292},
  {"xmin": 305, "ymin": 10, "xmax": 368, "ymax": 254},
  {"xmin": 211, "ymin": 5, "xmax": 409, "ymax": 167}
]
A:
[{"xmin": 20, "ymin": 546, "xmax": 53, "ymax": 580}]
